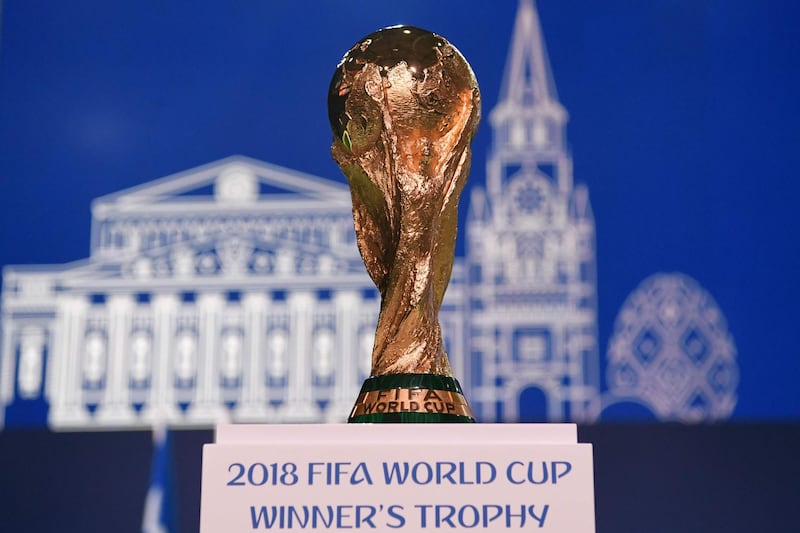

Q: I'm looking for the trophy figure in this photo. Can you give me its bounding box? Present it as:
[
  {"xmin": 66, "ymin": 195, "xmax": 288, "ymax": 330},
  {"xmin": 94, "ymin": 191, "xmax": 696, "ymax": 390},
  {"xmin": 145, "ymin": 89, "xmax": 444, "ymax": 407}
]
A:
[{"xmin": 328, "ymin": 25, "xmax": 481, "ymax": 422}]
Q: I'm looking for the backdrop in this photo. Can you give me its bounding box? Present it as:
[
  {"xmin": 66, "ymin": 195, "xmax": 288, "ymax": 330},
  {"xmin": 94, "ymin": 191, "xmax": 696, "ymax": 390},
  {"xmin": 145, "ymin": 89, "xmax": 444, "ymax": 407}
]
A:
[
  {"xmin": 1, "ymin": 1, "xmax": 799, "ymax": 531},
  {"xmin": 1, "ymin": 0, "xmax": 798, "ymax": 420}
]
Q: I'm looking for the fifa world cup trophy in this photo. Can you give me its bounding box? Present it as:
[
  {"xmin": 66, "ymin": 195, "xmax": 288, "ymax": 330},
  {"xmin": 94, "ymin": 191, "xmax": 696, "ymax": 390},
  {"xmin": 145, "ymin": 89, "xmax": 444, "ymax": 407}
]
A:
[{"xmin": 328, "ymin": 26, "xmax": 481, "ymax": 422}]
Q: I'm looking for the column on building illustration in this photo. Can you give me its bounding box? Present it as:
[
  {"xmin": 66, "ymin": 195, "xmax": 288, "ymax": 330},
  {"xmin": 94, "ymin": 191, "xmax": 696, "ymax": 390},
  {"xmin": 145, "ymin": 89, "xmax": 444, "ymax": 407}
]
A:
[
  {"xmin": 284, "ymin": 290, "xmax": 316, "ymax": 420},
  {"xmin": 128, "ymin": 314, "xmax": 153, "ymax": 411},
  {"xmin": 265, "ymin": 300, "xmax": 289, "ymax": 412},
  {"xmin": 466, "ymin": 0, "xmax": 600, "ymax": 422},
  {"xmin": 195, "ymin": 292, "xmax": 224, "ymax": 420},
  {"xmin": 219, "ymin": 296, "xmax": 245, "ymax": 410},
  {"xmin": 238, "ymin": 291, "xmax": 269, "ymax": 420},
  {"xmin": 174, "ymin": 300, "xmax": 199, "ymax": 415},
  {"xmin": 151, "ymin": 293, "xmax": 180, "ymax": 421},
  {"xmin": 99, "ymin": 293, "xmax": 134, "ymax": 422},
  {"xmin": 311, "ymin": 299, "xmax": 335, "ymax": 410},
  {"xmin": 50, "ymin": 293, "xmax": 91, "ymax": 426}
]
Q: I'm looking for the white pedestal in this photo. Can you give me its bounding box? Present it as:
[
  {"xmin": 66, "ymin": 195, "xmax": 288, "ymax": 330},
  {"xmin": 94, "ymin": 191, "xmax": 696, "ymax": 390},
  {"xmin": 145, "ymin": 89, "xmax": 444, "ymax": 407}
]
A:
[{"xmin": 201, "ymin": 424, "xmax": 595, "ymax": 532}]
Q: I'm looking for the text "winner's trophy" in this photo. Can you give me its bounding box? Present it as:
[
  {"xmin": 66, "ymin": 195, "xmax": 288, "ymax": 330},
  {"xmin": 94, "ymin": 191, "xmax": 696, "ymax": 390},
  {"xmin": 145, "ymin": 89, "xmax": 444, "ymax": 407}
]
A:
[{"xmin": 328, "ymin": 26, "xmax": 481, "ymax": 423}]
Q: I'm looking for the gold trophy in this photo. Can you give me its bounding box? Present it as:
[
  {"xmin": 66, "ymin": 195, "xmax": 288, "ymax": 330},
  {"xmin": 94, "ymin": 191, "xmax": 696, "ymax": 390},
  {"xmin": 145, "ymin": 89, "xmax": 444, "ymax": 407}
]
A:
[{"xmin": 328, "ymin": 26, "xmax": 481, "ymax": 422}]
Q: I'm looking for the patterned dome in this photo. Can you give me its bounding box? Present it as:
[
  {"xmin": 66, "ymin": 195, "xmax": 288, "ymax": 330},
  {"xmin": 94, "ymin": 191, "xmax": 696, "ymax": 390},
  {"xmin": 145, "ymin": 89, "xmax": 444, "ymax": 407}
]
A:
[{"xmin": 605, "ymin": 273, "xmax": 738, "ymax": 422}]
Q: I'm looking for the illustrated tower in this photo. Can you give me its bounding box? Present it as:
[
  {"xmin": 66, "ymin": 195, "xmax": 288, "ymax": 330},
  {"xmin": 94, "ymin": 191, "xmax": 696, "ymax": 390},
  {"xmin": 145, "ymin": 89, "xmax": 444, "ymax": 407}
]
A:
[{"xmin": 466, "ymin": 0, "xmax": 599, "ymax": 421}]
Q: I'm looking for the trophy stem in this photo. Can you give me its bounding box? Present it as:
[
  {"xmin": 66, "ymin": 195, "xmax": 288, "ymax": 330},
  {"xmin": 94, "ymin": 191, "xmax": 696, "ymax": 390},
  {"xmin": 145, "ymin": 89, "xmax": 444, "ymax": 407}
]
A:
[{"xmin": 349, "ymin": 373, "xmax": 475, "ymax": 423}]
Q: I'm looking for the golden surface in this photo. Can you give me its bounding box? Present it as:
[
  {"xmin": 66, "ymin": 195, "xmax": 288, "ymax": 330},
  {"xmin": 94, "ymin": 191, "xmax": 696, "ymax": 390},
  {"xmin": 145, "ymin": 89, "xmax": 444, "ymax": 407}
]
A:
[
  {"xmin": 350, "ymin": 388, "xmax": 475, "ymax": 419},
  {"xmin": 329, "ymin": 26, "xmax": 481, "ymax": 376}
]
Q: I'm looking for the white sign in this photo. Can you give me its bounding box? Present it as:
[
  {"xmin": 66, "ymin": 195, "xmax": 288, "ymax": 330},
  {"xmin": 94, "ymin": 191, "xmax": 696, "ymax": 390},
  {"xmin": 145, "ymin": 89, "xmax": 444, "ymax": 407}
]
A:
[{"xmin": 200, "ymin": 424, "xmax": 595, "ymax": 532}]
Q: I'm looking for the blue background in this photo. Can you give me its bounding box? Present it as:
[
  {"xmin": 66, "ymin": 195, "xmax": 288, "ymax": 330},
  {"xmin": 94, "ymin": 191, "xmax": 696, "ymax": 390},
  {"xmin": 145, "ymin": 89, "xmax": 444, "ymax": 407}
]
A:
[
  {"xmin": 1, "ymin": 0, "xmax": 799, "ymax": 421},
  {"xmin": 2, "ymin": 3, "xmax": 800, "ymax": 532}
]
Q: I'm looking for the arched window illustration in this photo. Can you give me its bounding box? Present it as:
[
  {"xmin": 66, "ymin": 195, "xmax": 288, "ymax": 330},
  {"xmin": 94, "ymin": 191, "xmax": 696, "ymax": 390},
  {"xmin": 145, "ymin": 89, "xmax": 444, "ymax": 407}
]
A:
[
  {"xmin": 313, "ymin": 328, "xmax": 334, "ymax": 380},
  {"xmin": 267, "ymin": 330, "xmax": 288, "ymax": 379},
  {"xmin": 83, "ymin": 330, "xmax": 107, "ymax": 389},
  {"xmin": 174, "ymin": 329, "xmax": 197, "ymax": 387},
  {"xmin": 129, "ymin": 330, "xmax": 152, "ymax": 387},
  {"xmin": 220, "ymin": 328, "xmax": 243, "ymax": 386},
  {"xmin": 17, "ymin": 327, "xmax": 45, "ymax": 398}
]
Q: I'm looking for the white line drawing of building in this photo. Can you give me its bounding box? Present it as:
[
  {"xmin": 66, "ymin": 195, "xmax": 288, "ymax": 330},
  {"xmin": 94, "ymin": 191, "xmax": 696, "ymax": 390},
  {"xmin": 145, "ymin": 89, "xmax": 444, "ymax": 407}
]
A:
[
  {"xmin": 0, "ymin": 0, "xmax": 605, "ymax": 429},
  {"xmin": 463, "ymin": 0, "xmax": 600, "ymax": 422},
  {"xmin": 1, "ymin": 158, "xmax": 384, "ymax": 428}
]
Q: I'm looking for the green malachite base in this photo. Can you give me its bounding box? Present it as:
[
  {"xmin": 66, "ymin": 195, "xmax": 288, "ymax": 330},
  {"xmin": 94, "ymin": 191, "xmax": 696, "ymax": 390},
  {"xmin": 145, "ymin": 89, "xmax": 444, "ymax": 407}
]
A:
[{"xmin": 348, "ymin": 373, "xmax": 476, "ymax": 423}]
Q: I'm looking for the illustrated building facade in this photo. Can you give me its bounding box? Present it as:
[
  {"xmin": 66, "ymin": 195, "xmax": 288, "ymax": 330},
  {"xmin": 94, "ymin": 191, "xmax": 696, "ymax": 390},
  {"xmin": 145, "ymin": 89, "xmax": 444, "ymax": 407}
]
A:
[
  {"xmin": 464, "ymin": 0, "xmax": 599, "ymax": 422},
  {"xmin": 1, "ymin": 160, "xmax": 390, "ymax": 427},
  {"xmin": 0, "ymin": 0, "xmax": 601, "ymax": 429}
]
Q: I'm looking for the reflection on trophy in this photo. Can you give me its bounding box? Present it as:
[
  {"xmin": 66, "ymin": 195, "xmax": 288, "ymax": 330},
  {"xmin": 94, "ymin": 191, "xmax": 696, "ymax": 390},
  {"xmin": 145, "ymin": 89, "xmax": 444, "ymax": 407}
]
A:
[{"xmin": 328, "ymin": 25, "xmax": 481, "ymax": 422}]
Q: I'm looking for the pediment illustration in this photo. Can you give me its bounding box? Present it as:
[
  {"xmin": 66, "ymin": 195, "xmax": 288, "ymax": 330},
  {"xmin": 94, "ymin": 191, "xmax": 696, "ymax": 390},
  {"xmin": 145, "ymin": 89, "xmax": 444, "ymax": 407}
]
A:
[{"xmin": 92, "ymin": 155, "xmax": 351, "ymax": 215}]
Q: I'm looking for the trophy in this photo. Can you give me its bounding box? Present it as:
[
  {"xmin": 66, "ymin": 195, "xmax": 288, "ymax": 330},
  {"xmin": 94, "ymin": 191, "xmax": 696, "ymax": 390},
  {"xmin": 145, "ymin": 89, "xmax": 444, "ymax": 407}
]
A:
[{"xmin": 328, "ymin": 25, "xmax": 481, "ymax": 422}]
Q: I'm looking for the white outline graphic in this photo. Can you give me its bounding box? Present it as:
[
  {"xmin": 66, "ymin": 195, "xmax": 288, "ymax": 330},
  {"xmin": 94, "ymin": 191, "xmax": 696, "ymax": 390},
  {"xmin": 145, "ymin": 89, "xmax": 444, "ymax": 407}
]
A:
[{"xmin": 596, "ymin": 273, "xmax": 738, "ymax": 422}]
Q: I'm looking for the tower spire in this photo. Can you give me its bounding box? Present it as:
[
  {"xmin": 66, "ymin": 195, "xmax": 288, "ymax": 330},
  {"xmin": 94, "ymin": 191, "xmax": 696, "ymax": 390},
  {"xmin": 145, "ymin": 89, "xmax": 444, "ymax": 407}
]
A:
[
  {"xmin": 466, "ymin": 0, "xmax": 600, "ymax": 425},
  {"xmin": 491, "ymin": 0, "xmax": 566, "ymax": 136},
  {"xmin": 498, "ymin": 0, "xmax": 559, "ymax": 109},
  {"xmin": 486, "ymin": 0, "xmax": 569, "ymax": 199}
]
